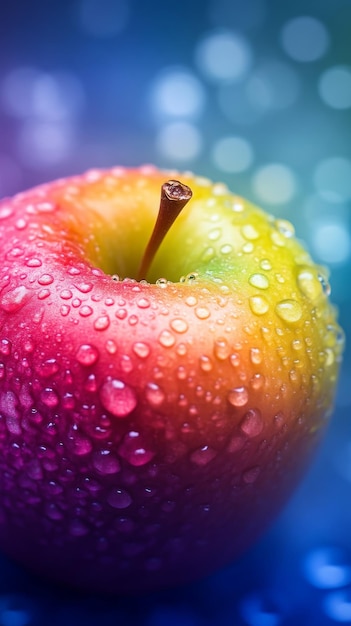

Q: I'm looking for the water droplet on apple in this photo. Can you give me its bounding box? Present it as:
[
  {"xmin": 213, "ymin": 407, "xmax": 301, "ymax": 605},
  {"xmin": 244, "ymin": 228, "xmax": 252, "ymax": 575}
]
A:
[
  {"xmin": 249, "ymin": 295, "xmax": 269, "ymax": 315},
  {"xmin": 36, "ymin": 201, "xmax": 56, "ymax": 213},
  {"xmin": 70, "ymin": 434, "xmax": 93, "ymax": 456},
  {"xmin": 200, "ymin": 355, "xmax": 213, "ymax": 371},
  {"xmin": 136, "ymin": 297, "xmax": 150, "ymax": 308},
  {"xmin": 318, "ymin": 272, "xmax": 331, "ymax": 296},
  {"xmin": 170, "ymin": 318, "xmax": 188, "ymax": 333},
  {"xmin": 214, "ymin": 338, "xmax": 230, "ymax": 360},
  {"xmin": 158, "ymin": 329, "xmax": 175, "ymax": 347},
  {"xmin": 100, "ymin": 378, "xmax": 137, "ymax": 417},
  {"xmin": 242, "ymin": 465, "xmax": 261, "ymax": 483},
  {"xmin": 118, "ymin": 430, "xmax": 155, "ymax": 466},
  {"xmin": 128, "ymin": 314, "xmax": 138, "ymax": 325},
  {"xmin": 260, "ymin": 259, "xmax": 272, "ymax": 271},
  {"xmin": 242, "ymin": 224, "xmax": 259, "ymax": 240},
  {"xmin": 37, "ymin": 358, "xmax": 59, "ymax": 377},
  {"xmin": 297, "ymin": 269, "xmax": 322, "ymax": 300},
  {"xmin": 271, "ymin": 231, "xmax": 286, "ymax": 247},
  {"xmin": 240, "ymin": 408, "xmax": 263, "ymax": 437},
  {"xmin": 38, "ymin": 289, "xmax": 51, "ymax": 300},
  {"xmin": 107, "ymin": 488, "xmax": 132, "ymax": 509},
  {"xmin": 38, "ymin": 274, "xmax": 54, "ymax": 286},
  {"xmin": 60, "ymin": 305, "xmax": 70, "ymax": 316},
  {"xmin": 79, "ymin": 305, "xmax": 93, "ymax": 317},
  {"xmin": 76, "ymin": 344, "xmax": 99, "ymax": 366},
  {"xmin": 41, "ymin": 388, "xmax": 59, "ymax": 408},
  {"xmin": 190, "ymin": 445, "xmax": 217, "ymax": 466},
  {"xmin": 93, "ymin": 450, "xmax": 120, "ymax": 475},
  {"xmin": 250, "ymin": 373, "xmax": 265, "ymax": 390},
  {"xmin": 185, "ymin": 295, "xmax": 197, "ymax": 306},
  {"xmin": 146, "ymin": 382, "xmax": 165, "ymax": 407},
  {"xmin": 105, "ymin": 339, "xmax": 117, "ymax": 354},
  {"xmin": 133, "ymin": 342, "xmax": 150, "ymax": 358},
  {"xmin": 208, "ymin": 228, "xmax": 222, "ymax": 241},
  {"xmin": 195, "ymin": 306, "xmax": 210, "ymax": 320},
  {"xmin": 249, "ymin": 273, "xmax": 270, "ymax": 289},
  {"xmin": 0, "ymin": 286, "xmax": 30, "ymax": 312},
  {"xmin": 250, "ymin": 347, "xmax": 262, "ymax": 364},
  {"xmin": 116, "ymin": 308, "xmax": 127, "ymax": 320},
  {"xmin": 275, "ymin": 218, "xmax": 295, "ymax": 238},
  {"xmin": 0, "ymin": 205, "xmax": 13, "ymax": 219},
  {"xmin": 275, "ymin": 299, "xmax": 303, "ymax": 323},
  {"xmin": 75, "ymin": 282, "xmax": 93, "ymax": 293},
  {"xmin": 0, "ymin": 339, "xmax": 11, "ymax": 355},
  {"xmin": 94, "ymin": 315, "xmax": 110, "ymax": 330},
  {"xmin": 26, "ymin": 258, "xmax": 42, "ymax": 267},
  {"xmin": 228, "ymin": 386, "xmax": 249, "ymax": 407},
  {"xmin": 156, "ymin": 277, "xmax": 168, "ymax": 287}
]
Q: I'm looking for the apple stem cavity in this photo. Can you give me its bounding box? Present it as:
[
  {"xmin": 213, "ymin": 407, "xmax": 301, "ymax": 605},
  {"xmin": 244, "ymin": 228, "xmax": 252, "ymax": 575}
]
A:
[{"xmin": 137, "ymin": 179, "xmax": 192, "ymax": 281}]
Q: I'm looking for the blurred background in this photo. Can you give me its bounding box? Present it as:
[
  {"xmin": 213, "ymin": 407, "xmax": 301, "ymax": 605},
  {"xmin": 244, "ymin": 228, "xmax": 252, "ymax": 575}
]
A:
[{"xmin": 0, "ymin": 0, "xmax": 351, "ymax": 623}]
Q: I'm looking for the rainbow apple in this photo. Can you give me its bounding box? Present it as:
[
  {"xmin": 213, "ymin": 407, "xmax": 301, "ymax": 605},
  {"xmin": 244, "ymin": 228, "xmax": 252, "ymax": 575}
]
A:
[{"xmin": 0, "ymin": 165, "xmax": 343, "ymax": 593}]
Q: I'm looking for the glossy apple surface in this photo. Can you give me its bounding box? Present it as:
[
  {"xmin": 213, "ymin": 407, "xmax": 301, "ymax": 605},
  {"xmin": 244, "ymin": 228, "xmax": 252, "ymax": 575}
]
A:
[{"xmin": 0, "ymin": 166, "xmax": 343, "ymax": 593}]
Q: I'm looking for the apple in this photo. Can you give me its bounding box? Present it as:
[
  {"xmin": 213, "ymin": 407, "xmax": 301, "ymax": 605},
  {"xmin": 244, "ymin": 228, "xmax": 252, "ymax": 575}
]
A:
[{"xmin": 0, "ymin": 165, "xmax": 343, "ymax": 593}]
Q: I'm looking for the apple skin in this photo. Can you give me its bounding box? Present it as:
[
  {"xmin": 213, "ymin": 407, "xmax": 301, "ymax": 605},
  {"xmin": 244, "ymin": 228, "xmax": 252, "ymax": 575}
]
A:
[{"xmin": 0, "ymin": 165, "xmax": 343, "ymax": 593}]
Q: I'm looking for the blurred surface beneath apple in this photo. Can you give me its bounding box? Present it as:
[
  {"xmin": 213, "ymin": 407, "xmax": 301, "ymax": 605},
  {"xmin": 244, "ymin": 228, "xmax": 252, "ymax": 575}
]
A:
[{"xmin": 0, "ymin": 0, "xmax": 351, "ymax": 623}]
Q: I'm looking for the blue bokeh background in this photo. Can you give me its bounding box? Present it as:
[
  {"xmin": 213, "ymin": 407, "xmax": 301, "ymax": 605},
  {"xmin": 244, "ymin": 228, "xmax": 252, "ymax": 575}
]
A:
[{"xmin": 0, "ymin": 0, "xmax": 351, "ymax": 623}]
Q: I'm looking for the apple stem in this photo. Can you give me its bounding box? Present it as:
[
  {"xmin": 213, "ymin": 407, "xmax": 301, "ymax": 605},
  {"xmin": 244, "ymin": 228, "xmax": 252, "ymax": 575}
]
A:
[{"xmin": 137, "ymin": 179, "xmax": 193, "ymax": 281}]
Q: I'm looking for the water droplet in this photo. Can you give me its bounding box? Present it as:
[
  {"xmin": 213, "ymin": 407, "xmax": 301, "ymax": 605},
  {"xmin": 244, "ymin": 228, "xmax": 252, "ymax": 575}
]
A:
[
  {"xmin": 250, "ymin": 347, "xmax": 262, "ymax": 364},
  {"xmin": 214, "ymin": 338, "xmax": 230, "ymax": 360},
  {"xmin": 0, "ymin": 286, "xmax": 30, "ymax": 312},
  {"xmin": 240, "ymin": 408, "xmax": 263, "ymax": 436},
  {"xmin": 79, "ymin": 305, "xmax": 93, "ymax": 317},
  {"xmin": 60, "ymin": 305, "xmax": 70, "ymax": 316},
  {"xmin": 75, "ymin": 282, "xmax": 93, "ymax": 293},
  {"xmin": 38, "ymin": 288, "xmax": 50, "ymax": 300},
  {"xmin": 170, "ymin": 318, "xmax": 188, "ymax": 333},
  {"xmin": 195, "ymin": 306, "xmax": 210, "ymax": 319},
  {"xmin": 156, "ymin": 277, "xmax": 168, "ymax": 287},
  {"xmin": 208, "ymin": 228, "xmax": 222, "ymax": 241},
  {"xmin": 159, "ymin": 329, "xmax": 175, "ymax": 347},
  {"xmin": 37, "ymin": 358, "xmax": 59, "ymax": 377},
  {"xmin": 275, "ymin": 218, "xmax": 295, "ymax": 237},
  {"xmin": 0, "ymin": 205, "xmax": 13, "ymax": 219},
  {"xmin": 128, "ymin": 314, "xmax": 138, "ymax": 325},
  {"xmin": 133, "ymin": 342, "xmax": 150, "ymax": 358},
  {"xmin": 200, "ymin": 355, "xmax": 213, "ymax": 371},
  {"xmin": 137, "ymin": 297, "xmax": 150, "ymax": 308},
  {"xmin": 242, "ymin": 465, "xmax": 261, "ymax": 483},
  {"xmin": 93, "ymin": 450, "xmax": 121, "ymax": 474},
  {"xmin": 250, "ymin": 373, "xmax": 265, "ymax": 390},
  {"xmin": 260, "ymin": 259, "xmax": 272, "ymax": 271},
  {"xmin": 318, "ymin": 272, "xmax": 331, "ymax": 296},
  {"xmin": 94, "ymin": 315, "xmax": 110, "ymax": 330},
  {"xmin": 249, "ymin": 295, "xmax": 269, "ymax": 315},
  {"xmin": 118, "ymin": 430, "xmax": 155, "ymax": 466},
  {"xmin": 76, "ymin": 344, "xmax": 99, "ymax": 366},
  {"xmin": 276, "ymin": 299, "xmax": 303, "ymax": 323},
  {"xmin": 100, "ymin": 378, "xmax": 137, "ymax": 417},
  {"xmin": 38, "ymin": 274, "xmax": 54, "ymax": 286},
  {"xmin": 185, "ymin": 295, "xmax": 197, "ymax": 306},
  {"xmin": 72, "ymin": 297, "xmax": 82, "ymax": 307},
  {"xmin": 297, "ymin": 269, "xmax": 322, "ymax": 300},
  {"xmin": 37, "ymin": 201, "xmax": 56, "ymax": 213},
  {"xmin": 242, "ymin": 224, "xmax": 259, "ymax": 240},
  {"xmin": 105, "ymin": 339, "xmax": 117, "ymax": 354},
  {"xmin": 41, "ymin": 388, "xmax": 59, "ymax": 408},
  {"xmin": 107, "ymin": 488, "xmax": 132, "ymax": 509},
  {"xmin": 116, "ymin": 308, "xmax": 127, "ymax": 320},
  {"xmin": 271, "ymin": 231, "xmax": 286, "ymax": 247},
  {"xmin": 146, "ymin": 382, "xmax": 165, "ymax": 407},
  {"xmin": 190, "ymin": 445, "xmax": 217, "ymax": 466},
  {"xmin": 70, "ymin": 434, "xmax": 92, "ymax": 456},
  {"xmin": 249, "ymin": 273, "xmax": 270, "ymax": 289},
  {"xmin": 228, "ymin": 386, "xmax": 249, "ymax": 407},
  {"xmin": 26, "ymin": 258, "xmax": 42, "ymax": 267}
]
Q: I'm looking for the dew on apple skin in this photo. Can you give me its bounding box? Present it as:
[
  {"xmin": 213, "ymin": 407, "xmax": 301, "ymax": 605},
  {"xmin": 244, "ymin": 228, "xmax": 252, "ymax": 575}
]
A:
[
  {"xmin": 128, "ymin": 314, "xmax": 138, "ymax": 326},
  {"xmin": 107, "ymin": 488, "xmax": 132, "ymax": 509},
  {"xmin": 250, "ymin": 347, "xmax": 262, "ymax": 364},
  {"xmin": 249, "ymin": 273, "xmax": 270, "ymax": 289},
  {"xmin": 275, "ymin": 299, "xmax": 303, "ymax": 323},
  {"xmin": 93, "ymin": 450, "xmax": 121, "ymax": 475},
  {"xmin": 75, "ymin": 281, "xmax": 93, "ymax": 293},
  {"xmin": 318, "ymin": 272, "xmax": 331, "ymax": 296},
  {"xmin": 242, "ymin": 465, "xmax": 261, "ymax": 484},
  {"xmin": 0, "ymin": 339, "xmax": 11, "ymax": 355},
  {"xmin": 99, "ymin": 378, "xmax": 137, "ymax": 418},
  {"xmin": 155, "ymin": 277, "xmax": 168, "ymax": 287},
  {"xmin": 76, "ymin": 344, "xmax": 99, "ymax": 366},
  {"xmin": 200, "ymin": 355, "xmax": 213, "ymax": 372},
  {"xmin": 132, "ymin": 342, "xmax": 150, "ymax": 359},
  {"xmin": 242, "ymin": 224, "xmax": 259, "ymax": 240},
  {"xmin": 37, "ymin": 358, "xmax": 59, "ymax": 377},
  {"xmin": 185, "ymin": 295, "xmax": 197, "ymax": 306},
  {"xmin": 170, "ymin": 318, "xmax": 188, "ymax": 333},
  {"xmin": 260, "ymin": 258, "xmax": 272, "ymax": 271},
  {"xmin": 79, "ymin": 305, "xmax": 93, "ymax": 317},
  {"xmin": 249, "ymin": 295, "xmax": 270, "ymax": 316},
  {"xmin": 158, "ymin": 329, "xmax": 176, "ymax": 347},
  {"xmin": 136, "ymin": 297, "xmax": 150, "ymax": 309},
  {"xmin": 25, "ymin": 258, "xmax": 42, "ymax": 267},
  {"xmin": 190, "ymin": 445, "xmax": 217, "ymax": 466},
  {"xmin": 0, "ymin": 205, "xmax": 13, "ymax": 219},
  {"xmin": 228, "ymin": 386, "xmax": 249, "ymax": 407},
  {"xmin": 60, "ymin": 304, "xmax": 70, "ymax": 316},
  {"xmin": 240, "ymin": 408, "xmax": 263, "ymax": 437},
  {"xmin": 214, "ymin": 338, "xmax": 230, "ymax": 360},
  {"xmin": 146, "ymin": 382, "xmax": 165, "ymax": 407},
  {"xmin": 38, "ymin": 274, "xmax": 54, "ymax": 285},
  {"xmin": 0, "ymin": 285, "xmax": 30, "ymax": 313},
  {"xmin": 118, "ymin": 430, "xmax": 155, "ymax": 466},
  {"xmin": 115, "ymin": 308, "xmax": 127, "ymax": 320},
  {"xmin": 94, "ymin": 315, "xmax": 110, "ymax": 331},
  {"xmin": 105, "ymin": 339, "xmax": 117, "ymax": 355},
  {"xmin": 195, "ymin": 306, "xmax": 210, "ymax": 320},
  {"xmin": 40, "ymin": 388, "xmax": 59, "ymax": 408}
]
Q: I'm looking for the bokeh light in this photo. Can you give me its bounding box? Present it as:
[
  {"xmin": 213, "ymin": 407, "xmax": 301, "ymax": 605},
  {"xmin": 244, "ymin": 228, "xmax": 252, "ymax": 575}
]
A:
[
  {"xmin": 155, "ymin": 122, "xmax": 202, "ymax": 162},
  {"xmin": 77, "ymin": 0, "xmax": 130, "ymax": 37},
  {"xmin": 212, "ymin": 135, "xmax": 254, "ymax": 173},
  {"xmin": 318, "ymin": 66, "xmax": 351, "ymax": 110},
  {"xmin": 252, "ymin": 163, "xmax": 297, "ymax": 205},
  {"xmin": 150, "ymin": 69, "xmax": 205, "ymax": 119},
  {"xmin": 195, "ymin": 30, "xmax": 252, "ymax": 83},
  {"xmin": 280, "ymin": 16, "xmax": 329, "ymax": 63}
]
